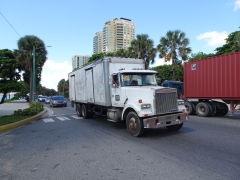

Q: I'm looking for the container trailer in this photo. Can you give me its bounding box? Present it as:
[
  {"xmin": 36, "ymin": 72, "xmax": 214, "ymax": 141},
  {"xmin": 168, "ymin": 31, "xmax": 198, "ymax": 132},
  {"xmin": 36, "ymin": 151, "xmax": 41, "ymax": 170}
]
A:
[{"xmin": 183, "ymin": 51, "xmax": 240, "ymax": 117}]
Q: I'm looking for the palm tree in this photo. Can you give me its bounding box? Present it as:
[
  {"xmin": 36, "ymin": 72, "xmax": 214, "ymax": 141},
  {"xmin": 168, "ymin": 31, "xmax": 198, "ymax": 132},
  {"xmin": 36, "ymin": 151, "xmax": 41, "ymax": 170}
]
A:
[
  {"xmin": 115, "ymin": 48, "xmax": 128, "ymax": 58},
  {"xmin": 157, "ymin": 30, "xmax": 191, "ymax": 80},
  {"xmin": 14, "ymin": 35, "xmax": 47, "ymax": 102},
  {"xmin": 130, "ymin": 34, "xmax": 157, "ymax": 69}
]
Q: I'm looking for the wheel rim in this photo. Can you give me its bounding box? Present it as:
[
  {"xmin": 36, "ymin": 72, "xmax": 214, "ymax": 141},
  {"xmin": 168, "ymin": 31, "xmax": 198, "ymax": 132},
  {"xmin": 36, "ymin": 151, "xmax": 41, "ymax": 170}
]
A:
[
  {"xmin": 198, "ymin": 106, "xmax": 206, "ymax": 114},
  {"xmin": 128, "ymin": 117, "xmax": 137, "ymax": 132}
]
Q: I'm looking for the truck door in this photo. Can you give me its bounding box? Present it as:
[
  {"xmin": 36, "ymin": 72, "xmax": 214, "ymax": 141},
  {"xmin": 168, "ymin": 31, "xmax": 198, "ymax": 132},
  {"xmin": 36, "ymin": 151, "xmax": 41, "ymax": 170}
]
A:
[
  {"xmin": 85, "ymin": 68, "xmax": 94, "ymax": 103},
  {"xmin": 111, "ymin": 74, "xmax": 126, "ymax": 107}
]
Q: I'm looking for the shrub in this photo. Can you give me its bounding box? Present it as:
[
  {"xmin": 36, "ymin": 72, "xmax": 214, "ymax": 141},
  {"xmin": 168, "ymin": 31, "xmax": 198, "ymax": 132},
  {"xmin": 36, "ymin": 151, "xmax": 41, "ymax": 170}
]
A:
[{"xmin": 14, "ymin": 102, "xmax": 44, "ymax": 116}]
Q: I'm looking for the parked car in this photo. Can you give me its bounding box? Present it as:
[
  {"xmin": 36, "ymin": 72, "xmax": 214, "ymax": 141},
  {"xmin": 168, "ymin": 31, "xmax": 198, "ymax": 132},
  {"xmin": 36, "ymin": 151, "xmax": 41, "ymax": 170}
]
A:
[
  {"xmin": 50, "ymin": 96, "xmax": 67, "ymax": 107},
  {"xmin": 45, "ymin": 97, "xmax": 50, "ymax": 104},
  {"xmin": 38, "ymin": 96, "xmax": 47, "ymax": 102}
]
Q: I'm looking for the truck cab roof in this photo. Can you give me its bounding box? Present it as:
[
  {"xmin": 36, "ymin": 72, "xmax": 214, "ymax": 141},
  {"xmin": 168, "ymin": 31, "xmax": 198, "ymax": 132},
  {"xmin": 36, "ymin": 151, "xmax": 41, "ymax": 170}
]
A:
[{"xmin": 118, "ymin": 70, "xmax": 157, "ymax": 74}]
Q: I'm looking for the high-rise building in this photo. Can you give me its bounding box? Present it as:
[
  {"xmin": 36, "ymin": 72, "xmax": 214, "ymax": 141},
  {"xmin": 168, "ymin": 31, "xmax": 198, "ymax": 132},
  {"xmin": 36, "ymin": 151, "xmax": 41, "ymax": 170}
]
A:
[
  {"xmin": 72, "ymin": 55, "xmax": 90, "ymax": 70},
  {"xmin": 93, "ymin": 31, "xmax": 103, "ymax": 54},
  {"xmin": 93, "ymin": 18, "xmax": 135, "ymax": 54}
]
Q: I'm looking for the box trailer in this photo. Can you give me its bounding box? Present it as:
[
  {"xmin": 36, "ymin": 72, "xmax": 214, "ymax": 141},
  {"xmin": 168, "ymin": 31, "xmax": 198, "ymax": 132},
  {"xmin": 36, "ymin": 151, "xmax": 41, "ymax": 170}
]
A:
[
  {"xmin": 69, "ymin": 57, "xmax": 188, "ymax": 136},
  {"xmin": 183, "ymin": 51, "xmax": 240, "ymax": 117}
]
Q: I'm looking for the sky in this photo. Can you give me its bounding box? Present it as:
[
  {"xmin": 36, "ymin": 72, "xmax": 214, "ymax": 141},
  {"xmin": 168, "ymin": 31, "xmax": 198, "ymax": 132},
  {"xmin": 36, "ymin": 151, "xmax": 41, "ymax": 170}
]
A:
[{"xmin": 1, "ymin": 0, "xmax": 239, "ymax": 91}]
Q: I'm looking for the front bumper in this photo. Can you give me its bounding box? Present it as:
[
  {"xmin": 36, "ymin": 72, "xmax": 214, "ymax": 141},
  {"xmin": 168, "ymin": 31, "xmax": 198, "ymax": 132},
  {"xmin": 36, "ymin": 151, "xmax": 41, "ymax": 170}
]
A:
[
  {"xmin": 52, "ymin": 103, "xmax": 67, "ymax": 107},
  {"xmin": 143, "ymin": 112, "xmax": 188, "ymax": 128}
]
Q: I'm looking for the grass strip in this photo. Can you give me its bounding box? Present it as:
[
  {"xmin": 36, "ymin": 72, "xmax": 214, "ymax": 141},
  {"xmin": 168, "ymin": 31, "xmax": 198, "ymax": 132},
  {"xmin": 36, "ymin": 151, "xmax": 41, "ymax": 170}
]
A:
[{"xmin": 0, "ymin": 115, "xmax": 31, "ymax": 126}]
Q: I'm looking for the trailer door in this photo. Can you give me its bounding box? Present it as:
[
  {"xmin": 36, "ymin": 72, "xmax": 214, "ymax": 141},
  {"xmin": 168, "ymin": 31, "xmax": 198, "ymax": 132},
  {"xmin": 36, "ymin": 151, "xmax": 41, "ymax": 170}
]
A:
[
  {"xmin": 85, "ymin": 68, "xmax": 95, "ymax": 103},
  {"xmin": 70, "ymin": 75, "xmax": 75, "ymax": 101}
]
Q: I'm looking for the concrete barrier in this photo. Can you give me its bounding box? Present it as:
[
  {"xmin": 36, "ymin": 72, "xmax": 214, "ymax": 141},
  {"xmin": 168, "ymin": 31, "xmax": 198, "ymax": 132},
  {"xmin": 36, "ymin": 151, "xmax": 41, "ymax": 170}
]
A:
[{"xmin": 0, "ymin": 108, "xmax": 47, "ymax": 134}]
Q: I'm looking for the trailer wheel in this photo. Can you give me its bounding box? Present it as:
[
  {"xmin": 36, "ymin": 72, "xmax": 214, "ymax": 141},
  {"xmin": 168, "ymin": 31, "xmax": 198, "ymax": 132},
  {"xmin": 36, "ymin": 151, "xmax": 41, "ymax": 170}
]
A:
[
  {"xmin": 184, "ymin": 101, "xmax": 196, "ymax": 115},
  {"xmin": 76, "ymin": 104, "xmax": 82, "ymax": 117},
  {"xmin": 126, "ymin": 112, "xmax": 144, "ymax": 137},
  {"xmin": 81, "ymin": 104, "xmax": 89, "ymax": 119},
  {"xmin": 196, "ymin": 102, "xmax": 212, "ymax": 117},
  {"xmin": 166, "ymin": 123, "xmax": 183, "ymax": 131},
  {"xmin": 216, "ymin": 102, "xmax": 229, "ymax": 116}
]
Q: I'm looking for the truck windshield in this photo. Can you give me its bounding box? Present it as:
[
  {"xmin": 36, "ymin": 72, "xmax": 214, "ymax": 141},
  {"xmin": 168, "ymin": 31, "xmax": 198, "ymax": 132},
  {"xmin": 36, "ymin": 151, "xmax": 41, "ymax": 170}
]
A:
[{"xmin": 120, "ymin": 73, "xmax": 157, "ymax": 86}]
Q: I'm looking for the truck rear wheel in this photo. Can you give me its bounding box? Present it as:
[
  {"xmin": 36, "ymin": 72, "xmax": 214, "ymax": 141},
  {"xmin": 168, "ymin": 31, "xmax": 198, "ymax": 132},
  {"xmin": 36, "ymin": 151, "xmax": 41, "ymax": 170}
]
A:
[
  {"xmin": 82, "ymin": 104, "xmax": 89, "ymax": 119},
  {"xmin": 166, "ymin": 123, "xmax": 183, "ymax": 131},
  {"xmin": 76, "ymin": 104, "xmax": 82, "ymax": 117},
  {"xmin": 196, "ymin": 102, "xmax": 212, "ymax": 117},
  {"xmin": 126, "ymin": 112, "xmax": 144, "ymax": 137},
  {"xmin": 184, "ymin": 101, "xmax": 196, "ymax": 115}
]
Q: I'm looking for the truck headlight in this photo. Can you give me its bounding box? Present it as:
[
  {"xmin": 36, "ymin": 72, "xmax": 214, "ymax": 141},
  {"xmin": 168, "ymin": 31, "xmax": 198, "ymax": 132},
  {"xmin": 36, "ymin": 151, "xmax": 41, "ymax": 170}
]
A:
[{"xmin": 141, "ymin": 104, "xmax": 151, "ymax": 109}]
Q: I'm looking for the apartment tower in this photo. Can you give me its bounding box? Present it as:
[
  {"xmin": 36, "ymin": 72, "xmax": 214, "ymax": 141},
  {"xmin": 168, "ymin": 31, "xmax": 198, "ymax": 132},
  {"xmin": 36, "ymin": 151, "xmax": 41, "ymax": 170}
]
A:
[
  {"xmin": 93, "ymin": 31, "xmax": 103, "ymax": 54},
  {"xmin": 93, "ymin": 18, "xmax": 135, "ymax": 54},
  {"xmin": 72, "ymin": 55, "xmax": 90, "ymax": 70}
]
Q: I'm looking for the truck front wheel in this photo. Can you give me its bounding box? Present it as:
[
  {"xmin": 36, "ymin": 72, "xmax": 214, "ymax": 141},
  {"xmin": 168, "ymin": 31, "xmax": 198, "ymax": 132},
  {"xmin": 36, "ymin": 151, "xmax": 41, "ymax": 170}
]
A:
[{"xmin": 126, "ymin": 112, "xmax": 144, "ymax": 137}]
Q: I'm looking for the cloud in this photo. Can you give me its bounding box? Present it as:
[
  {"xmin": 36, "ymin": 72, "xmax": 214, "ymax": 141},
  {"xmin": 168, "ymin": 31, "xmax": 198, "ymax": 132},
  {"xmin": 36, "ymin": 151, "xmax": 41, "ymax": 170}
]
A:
[
  {"xmin": 234, "ymin": 0, "xmax": 240, "ymax": 10},
  {"xmin": 196, "ymin": 31, "xmax": 228, "ymax": 46},
  {"xmin": 41, "ymin": 60, "xmax": 72, "ymax": 91}
]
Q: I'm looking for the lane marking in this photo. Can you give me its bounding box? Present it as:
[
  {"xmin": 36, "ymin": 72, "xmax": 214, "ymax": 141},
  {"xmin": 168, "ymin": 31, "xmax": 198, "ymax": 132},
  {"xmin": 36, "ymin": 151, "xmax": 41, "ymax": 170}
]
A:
[
  {"xmin": 56, "ymin": 116, "xmax": 71, "ymax": 121},
  {"xmin": 49, "ymin": 113, "xmax": 76, "ymax": 117},
  {"xmin": 71, "ymin": 115, "xmax": 82, "ymax": 119},
  {"xmin": 43, "ymin": 118, "xmax": 55, "ymax": 123}
]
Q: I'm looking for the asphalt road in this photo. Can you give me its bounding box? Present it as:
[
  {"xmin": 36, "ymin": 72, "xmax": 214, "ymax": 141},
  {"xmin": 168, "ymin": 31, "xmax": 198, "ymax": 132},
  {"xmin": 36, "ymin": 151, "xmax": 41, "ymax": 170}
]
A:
[{"xmin": 0, "ymin": 103, "xmax": 240, "ymax": 180}]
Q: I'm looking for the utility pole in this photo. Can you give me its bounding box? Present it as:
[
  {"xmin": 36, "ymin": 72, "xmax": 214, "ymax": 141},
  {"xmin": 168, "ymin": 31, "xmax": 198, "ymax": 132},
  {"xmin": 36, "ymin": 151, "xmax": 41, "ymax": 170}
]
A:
[{"xmin": 33, "ymin": 45, "xmax": 36, "ymax": 102}]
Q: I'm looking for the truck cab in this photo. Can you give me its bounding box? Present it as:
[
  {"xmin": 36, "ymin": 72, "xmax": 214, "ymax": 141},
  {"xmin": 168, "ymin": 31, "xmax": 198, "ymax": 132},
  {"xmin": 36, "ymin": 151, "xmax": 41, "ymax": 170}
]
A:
[{"xmin": 109, "ymin": 70, "xmax": 187, "ymax": 136}]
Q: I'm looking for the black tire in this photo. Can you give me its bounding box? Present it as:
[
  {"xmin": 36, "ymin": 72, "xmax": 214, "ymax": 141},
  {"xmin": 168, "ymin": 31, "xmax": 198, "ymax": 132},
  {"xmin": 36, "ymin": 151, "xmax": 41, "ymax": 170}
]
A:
[
  {"xmin": 166, "ymin": 123, "xmax": 183, "ymax": 131},
  {"xmin": 216, "ymin": 102, "xmax": 229, "ymax": 116},
  {"xmin": 184, "ymin": 101, "xmax": 196, "ymax": 115},
  {"xmin": 76, "ymin": 104, "xmax": 82, "ymax": 117},
  {"xmin": 81, "ymin": 104, "xmax": 89, "ymax": 119},
  {"xmin": 205, "ymin": 101, "xmax": 214, "ymax": 116},
  {"xmin": 126, "ymin": 112, "xmax": 144, "ymax": 137},
  {"xmin": 196, "ymin": 102, "xmax": 211, "ymax": 117}
]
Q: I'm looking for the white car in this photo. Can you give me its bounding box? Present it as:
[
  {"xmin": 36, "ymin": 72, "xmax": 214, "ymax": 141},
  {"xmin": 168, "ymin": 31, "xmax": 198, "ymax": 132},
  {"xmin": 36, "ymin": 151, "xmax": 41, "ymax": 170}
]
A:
[
  {"xmin": 38, "ymin": 96, "xmax": 47, "ymax": 102},
  {"xmin": 45, "ymin": 97, "xmax": 50, "ymax": 104}
]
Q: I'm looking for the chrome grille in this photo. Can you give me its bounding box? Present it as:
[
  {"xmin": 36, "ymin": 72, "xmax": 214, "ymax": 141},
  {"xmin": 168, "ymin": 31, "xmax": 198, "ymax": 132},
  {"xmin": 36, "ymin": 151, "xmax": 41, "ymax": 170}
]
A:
[{"xmin": 155, "ymin": 90, "xmax": 178, "ymax": 114}]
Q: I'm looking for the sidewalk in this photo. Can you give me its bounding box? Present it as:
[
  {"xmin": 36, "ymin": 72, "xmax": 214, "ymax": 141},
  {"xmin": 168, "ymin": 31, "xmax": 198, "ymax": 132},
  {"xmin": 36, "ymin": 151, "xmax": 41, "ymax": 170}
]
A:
[{"xmin": 0, "ymin": 99, "xmax": 29, "ymax": 117}]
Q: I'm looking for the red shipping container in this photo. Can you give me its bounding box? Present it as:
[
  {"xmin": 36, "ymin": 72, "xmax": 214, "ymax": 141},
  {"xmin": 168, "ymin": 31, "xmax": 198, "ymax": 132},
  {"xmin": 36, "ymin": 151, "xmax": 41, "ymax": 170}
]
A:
[{"xmin": 184, "ymin": 51, "xmax": 240, "ymax": 100}]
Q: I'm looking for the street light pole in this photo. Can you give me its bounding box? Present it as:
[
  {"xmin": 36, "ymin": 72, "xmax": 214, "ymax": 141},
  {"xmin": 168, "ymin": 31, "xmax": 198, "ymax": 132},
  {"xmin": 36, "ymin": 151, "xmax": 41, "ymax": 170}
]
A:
[
  {"xmin": 33, "ymin": 46, "xmax": 36, "ymax": 102},
  {"xmin": 32, "ymin": 45, "xmax": 51, "ymax": 102}
]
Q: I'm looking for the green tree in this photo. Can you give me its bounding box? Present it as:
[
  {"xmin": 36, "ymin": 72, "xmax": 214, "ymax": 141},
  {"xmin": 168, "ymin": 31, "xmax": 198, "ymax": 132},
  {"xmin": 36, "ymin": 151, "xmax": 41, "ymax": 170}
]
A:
[
  {"xmin": 188, "ymin": 52, "xmax": 215, "ymax": 62},
  {"xmin": 215, "ymin": 30, "xmax": 240, "ymax": 55},
  {"xmin": 0, "ymin": 49, "xmax": 22, "ymax": 103},
  {"xmin": 37, "ymin": 84, "xmax": 57, "ymax": 96},
  {"xmin": 114, "ymin": 48, "xmax": 129, "ymax": 58},
  {"xmin": 129, "ymin": 34, "xmax": 157, "ymax": 69},
  {"xmin": 57, "ymin": 79, "xmax": 68, "ymax": 97},
  {"xmin": 157, "ymin": 30, "xmax": 191, "ymax": 80},
  {"xmin": 153, "ymin": 65, "xmax": 184, "ymax": 83},
  {"xmin": 14, "ymin": 35, "xmax": 47, "ymax": 102},
  {"xmin": 82, "ymin": 52, "xmax": 115, "ymax": 68}
]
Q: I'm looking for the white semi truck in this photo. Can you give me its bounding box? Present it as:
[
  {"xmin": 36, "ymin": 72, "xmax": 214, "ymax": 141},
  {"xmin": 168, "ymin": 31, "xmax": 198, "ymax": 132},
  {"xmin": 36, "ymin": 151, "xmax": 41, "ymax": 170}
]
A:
[{"xmin": 68, "ymin": 57, "xmax": 188, "ymax": 137}]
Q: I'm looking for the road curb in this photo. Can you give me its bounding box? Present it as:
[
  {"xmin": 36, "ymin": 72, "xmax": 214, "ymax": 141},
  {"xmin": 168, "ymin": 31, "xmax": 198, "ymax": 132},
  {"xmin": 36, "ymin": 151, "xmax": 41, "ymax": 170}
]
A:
[{"xmin": 0, "ymin": 108, "xmax": 47, "ymax": 134}]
